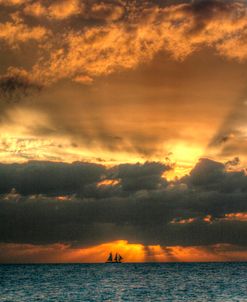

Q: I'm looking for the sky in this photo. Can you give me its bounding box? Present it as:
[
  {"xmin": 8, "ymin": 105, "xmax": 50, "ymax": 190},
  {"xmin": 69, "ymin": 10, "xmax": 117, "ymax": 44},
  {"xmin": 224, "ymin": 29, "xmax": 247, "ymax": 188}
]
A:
[{"xmin": 0, "ymin": 0, "xmax": 247, "ymax": 263}]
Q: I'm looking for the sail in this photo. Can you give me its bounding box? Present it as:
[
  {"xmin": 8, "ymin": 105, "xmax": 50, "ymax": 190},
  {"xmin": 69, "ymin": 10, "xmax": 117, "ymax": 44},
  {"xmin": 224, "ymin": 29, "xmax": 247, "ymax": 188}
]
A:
[
  {"xmin": 106, "ymin": 252, "xmax": 123, "ymax": 263},
  {"xmin": 107, "ymin": 252, "xmax": 113, "ymax": 262}
]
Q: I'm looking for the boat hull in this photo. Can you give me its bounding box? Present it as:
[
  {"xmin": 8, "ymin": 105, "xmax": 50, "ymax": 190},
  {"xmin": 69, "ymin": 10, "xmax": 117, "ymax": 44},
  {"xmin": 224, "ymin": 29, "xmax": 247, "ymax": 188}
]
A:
[{"xmin": 105, "ymin": 261, "xmax": 122, "ymax": 263}]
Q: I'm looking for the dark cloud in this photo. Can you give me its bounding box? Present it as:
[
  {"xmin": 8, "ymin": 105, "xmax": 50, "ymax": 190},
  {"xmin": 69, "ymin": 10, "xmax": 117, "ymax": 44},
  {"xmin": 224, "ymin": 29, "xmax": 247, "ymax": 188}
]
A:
[
  {"xmin": 113, "ymin": 162, "xmax": 170, "ymax": 191},
  {"xmin": 0, "ymin": 159, "xmax": 246, "ymax": 249},
  {"xmin": 188, "ymin": 0, "xmax": 232, "ymax": 17},
  {"xmin": 0, "ymin": 68, "xmax": 42, "ymax": 104},
  {"xmin": 0, "ymin": 188, "xmax": 246, "ymax": 247},
  {"xmin": 183, "ymin": 158, "xmax": 247, "ymax": 193},
  {"xmin": 0, "ymin": 161, "xmax": 105, "ymax": 195},
  {"xmin": 226, "ymin": 157, "xmax": 240, "ymax": 168},
  {"xmin": 183, "ymin": 158, "xmax": 225, "ymax": 188}
]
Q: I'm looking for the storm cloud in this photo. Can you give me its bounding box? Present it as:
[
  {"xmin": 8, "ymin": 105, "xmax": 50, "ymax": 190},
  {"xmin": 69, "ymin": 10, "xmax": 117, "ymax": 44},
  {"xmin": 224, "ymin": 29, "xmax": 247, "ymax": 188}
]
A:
[
  {"xmin": 0, "ymin": 159, "xmax": 246, "ymax": 249},
  {"xmin": 0, "ymin": 160, "xmax": 105, "ymax": 195}
]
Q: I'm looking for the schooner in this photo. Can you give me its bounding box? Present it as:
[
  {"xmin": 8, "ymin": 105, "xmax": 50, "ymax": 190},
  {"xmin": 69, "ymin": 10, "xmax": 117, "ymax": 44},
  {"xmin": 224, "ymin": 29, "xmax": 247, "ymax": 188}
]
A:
[{"xmin": 106, "ymin": 252, "xmax": 123, "ymax": 263}]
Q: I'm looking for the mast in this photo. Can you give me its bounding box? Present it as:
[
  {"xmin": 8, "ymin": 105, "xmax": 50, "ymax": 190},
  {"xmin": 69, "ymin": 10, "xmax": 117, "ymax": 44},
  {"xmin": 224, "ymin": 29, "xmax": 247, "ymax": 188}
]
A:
[
  {"xmin": 118, "ymin": 254, "xmax": 123, "ymax": 262},
  {"xmin": 114, "ymin": 253, "xmax": 118, "ymax": 262}
]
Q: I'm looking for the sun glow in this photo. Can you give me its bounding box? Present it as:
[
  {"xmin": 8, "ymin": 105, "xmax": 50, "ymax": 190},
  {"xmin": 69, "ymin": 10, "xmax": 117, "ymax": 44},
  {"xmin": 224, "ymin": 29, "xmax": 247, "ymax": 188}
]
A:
[
  {"xmin": 164, "ymin": 142, "xmax": 204, "ymax": 179},
  {"xmin": 1, "ymin": 240, "xmax": 246, "ymax": 263}
]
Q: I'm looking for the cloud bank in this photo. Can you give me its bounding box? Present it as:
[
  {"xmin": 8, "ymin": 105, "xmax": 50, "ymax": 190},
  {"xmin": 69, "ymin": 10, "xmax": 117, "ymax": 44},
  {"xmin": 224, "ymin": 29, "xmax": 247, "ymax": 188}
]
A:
[{"xmin": 0, "ymin": 158, "xmax": 246, "ymax": 251}]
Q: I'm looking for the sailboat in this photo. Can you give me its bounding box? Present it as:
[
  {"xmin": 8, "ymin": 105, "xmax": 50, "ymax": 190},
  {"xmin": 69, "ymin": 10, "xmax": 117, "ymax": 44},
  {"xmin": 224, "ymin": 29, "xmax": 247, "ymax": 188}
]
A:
[{"xmin": 106, "ymin": 252, "xmax": 123, "ymax": 263}]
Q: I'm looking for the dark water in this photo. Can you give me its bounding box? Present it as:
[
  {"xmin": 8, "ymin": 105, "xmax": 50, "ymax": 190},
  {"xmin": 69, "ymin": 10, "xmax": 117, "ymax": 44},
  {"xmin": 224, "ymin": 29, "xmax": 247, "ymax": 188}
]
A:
[{"xmin": 0, "ymin": 263, "xmax": 246, "ymax": 301}]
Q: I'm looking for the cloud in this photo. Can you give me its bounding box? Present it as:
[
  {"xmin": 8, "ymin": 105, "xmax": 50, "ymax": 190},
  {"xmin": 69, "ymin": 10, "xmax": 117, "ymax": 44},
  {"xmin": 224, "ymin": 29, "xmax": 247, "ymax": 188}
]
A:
[
  {"xmin": 23, "ymin": 0, "xmax": 124, "ymax": 21},
  {"xmin": 48, "ymin": 0, "xmax": 82, "ymax": 20},
  {"xmin": 225, "ymin": 157, "xmax": 240, "ymax": 168},
  {"xmin": 183, "ymin": 158, "xmax": 247, "ymax": 193},
  {"xmin": 0, "ymin": 158, "xmax": 246, "ymax": 249},
  {"xmin": 113, "ymin": 162, "xmax": 170, "ymax": 191},
  {"xmin": 182, "ymin": 158, "xmax": 225, "ymax": 188},
  {"xmin": 0, "ymin": 67, "xmax": 43, "ymax": 103},
  {"xmin": 25, "ymin": 0, "xmax": 247, "ymax": 86},
  {"xmin": 1, "ymin": 1, "xmax": 247, "ymax": 87},
  {"xmin": 0, "ymin": 0, "xmax": 26, "ymax": 6},
  {"xmin": 0, "ymin": 160, "xmax": 105, "ymax": 195},
  {"xmin": 23, "ymin": 2, "xmax": 48, "ymax": 18},
  {"xmin": 24, "ymin": 0, "xmax": 83, "ymax": 20},
  {"xmin": 0, "ymin": 15, "xmax": 47, "ymax": 46},
  {"xmin": 73, "ymin": 74, "xmax": 93, "ymax": 85},
  {"xmin": 89, "ymin": 2, "xmax": 125, "ymax": 21}
]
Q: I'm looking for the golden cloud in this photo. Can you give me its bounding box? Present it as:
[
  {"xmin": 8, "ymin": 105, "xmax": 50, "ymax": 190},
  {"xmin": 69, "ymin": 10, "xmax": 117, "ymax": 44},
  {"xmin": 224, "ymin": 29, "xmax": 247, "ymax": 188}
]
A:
[
  {"xmin": 73, "ymin": 74, "xmax": 94, "ymax": 85},
  {"xmin": 25, "ymin": 1, "xmax": 247, "ymax": 86},
  {"xmin": 23, "ymin": 0, "xmax": 83, "ymax": 20},
  {"xmin": 0, "ymin": 15, "xmax": 47, "ymax": 46},
  {"xmin": 90, "ymin": 2, "xmax": 125, "ymax": 21},
  {"xmin": 48, "ymin": 0, "xmax": 82, "ymax": 20},
  {"xmin": 0, "ymin": 0, "xmax": 26, "ymax": 6},
  {"xmin": 23, "ymin": 2, "xmax": 47, "ymax": 17},
  {"xmin": 2, "ymin": 1, "xmax": 247, "ymax": 84}
]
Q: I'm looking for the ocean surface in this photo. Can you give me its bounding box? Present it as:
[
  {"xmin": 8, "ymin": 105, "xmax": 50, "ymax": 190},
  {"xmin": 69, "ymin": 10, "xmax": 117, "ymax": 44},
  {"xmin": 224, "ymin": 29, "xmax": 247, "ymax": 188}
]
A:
[{"xmin": 0, "ymin": 263, "xmax": 246, "ymax": 301}]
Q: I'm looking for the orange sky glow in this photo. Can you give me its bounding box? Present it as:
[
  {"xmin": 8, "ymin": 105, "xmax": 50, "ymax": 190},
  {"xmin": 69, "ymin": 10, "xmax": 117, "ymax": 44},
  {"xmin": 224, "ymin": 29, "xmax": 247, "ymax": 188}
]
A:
[{"xmin": 1, "ymin": 240, "xmax": 246, "ymax": 263}]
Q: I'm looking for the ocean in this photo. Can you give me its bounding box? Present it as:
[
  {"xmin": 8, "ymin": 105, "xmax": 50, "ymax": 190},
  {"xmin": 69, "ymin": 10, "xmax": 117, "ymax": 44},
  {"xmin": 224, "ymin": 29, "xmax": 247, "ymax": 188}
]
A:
[{"xmin": 0, "ymin": 263, "xmax": 246, "ymax": 301}]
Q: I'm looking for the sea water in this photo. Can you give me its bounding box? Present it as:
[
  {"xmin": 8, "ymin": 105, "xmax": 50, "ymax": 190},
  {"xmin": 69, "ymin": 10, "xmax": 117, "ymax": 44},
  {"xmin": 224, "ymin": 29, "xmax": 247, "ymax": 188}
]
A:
[{"xmin": 0, "ymin": 263, "xmax": 246, "ymax": 301}]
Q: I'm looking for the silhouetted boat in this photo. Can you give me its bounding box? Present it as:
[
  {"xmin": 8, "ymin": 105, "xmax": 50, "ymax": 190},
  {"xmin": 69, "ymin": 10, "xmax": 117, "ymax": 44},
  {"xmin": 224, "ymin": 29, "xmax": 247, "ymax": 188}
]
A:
[{"xmin": 106, "ymin": 252, "xmax": 123, "ymax": 263}]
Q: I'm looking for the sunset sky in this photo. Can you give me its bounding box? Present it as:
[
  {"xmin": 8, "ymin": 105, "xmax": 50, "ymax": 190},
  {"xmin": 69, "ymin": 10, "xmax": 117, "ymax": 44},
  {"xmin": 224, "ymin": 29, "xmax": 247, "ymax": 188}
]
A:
[{"xmin": 0, "ymin": 0, "xmax": 247, "ymax": 262}]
